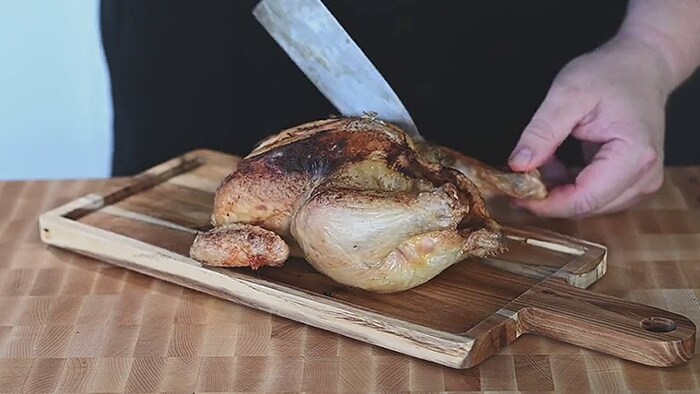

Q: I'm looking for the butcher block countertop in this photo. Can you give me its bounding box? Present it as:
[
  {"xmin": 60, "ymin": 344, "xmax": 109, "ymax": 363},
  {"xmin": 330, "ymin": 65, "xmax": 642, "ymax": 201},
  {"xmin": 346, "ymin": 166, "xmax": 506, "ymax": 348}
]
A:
[{"xmin": 1, "ymin": 166, "xmax": 700, "ymax": 393}]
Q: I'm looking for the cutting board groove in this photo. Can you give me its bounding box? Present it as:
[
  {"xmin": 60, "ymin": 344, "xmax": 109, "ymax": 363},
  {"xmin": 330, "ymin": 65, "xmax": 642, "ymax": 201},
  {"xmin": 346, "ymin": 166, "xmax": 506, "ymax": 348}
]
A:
[{"xmin": 39, "ymin": 149, "xmax": 695, "ymax": 368}]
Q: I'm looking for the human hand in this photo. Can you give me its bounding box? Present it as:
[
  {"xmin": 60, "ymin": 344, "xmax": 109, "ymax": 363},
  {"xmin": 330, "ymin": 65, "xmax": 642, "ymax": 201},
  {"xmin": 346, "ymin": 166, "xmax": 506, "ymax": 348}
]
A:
[{"xmin": 507, "ymin": 34, "xmax": 674, "ymax": 218}]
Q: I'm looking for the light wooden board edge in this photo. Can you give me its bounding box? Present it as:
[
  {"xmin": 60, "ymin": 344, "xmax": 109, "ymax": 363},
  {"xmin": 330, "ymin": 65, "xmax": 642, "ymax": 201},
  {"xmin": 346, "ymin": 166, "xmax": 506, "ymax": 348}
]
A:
[
  {"xmin": 39, "ymin": 197, "xmax": 478, "ymax": 369},
  {"xmin": 502, "ymin": 225, "xmax": 608, "ymax": 289}
]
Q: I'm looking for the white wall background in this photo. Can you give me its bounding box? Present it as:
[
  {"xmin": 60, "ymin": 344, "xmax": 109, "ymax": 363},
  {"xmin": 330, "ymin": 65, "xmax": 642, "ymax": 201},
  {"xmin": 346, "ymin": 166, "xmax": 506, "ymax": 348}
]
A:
[{"xmin": 0, "ymin": 0, "xmax": 112, "ymax": 181}]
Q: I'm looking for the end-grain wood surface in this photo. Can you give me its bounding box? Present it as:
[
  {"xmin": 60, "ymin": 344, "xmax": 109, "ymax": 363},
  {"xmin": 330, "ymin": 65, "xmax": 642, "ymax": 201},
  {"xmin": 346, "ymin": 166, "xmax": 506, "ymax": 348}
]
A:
[{"xmin": 1, "ymin": 167, "xmax": 699, "ymax": 392}]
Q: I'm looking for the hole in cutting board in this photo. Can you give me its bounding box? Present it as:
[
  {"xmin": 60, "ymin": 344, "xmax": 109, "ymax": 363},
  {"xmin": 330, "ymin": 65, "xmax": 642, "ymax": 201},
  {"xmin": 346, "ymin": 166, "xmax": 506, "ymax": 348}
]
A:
[{"xmin": 641, "ymin": 317, "xmax": 677, "ymax": 333}]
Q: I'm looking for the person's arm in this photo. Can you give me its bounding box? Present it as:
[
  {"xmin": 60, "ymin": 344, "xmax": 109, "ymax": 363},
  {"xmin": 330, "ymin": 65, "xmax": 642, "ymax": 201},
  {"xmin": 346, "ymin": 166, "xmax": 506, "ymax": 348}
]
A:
[
  {"xmin": 508, "ymin": 0, "xmax": 700, "ymax": 218},
  {"xmin": 619, "ymin": 0, "xmax": 700, "ymax": 88}
]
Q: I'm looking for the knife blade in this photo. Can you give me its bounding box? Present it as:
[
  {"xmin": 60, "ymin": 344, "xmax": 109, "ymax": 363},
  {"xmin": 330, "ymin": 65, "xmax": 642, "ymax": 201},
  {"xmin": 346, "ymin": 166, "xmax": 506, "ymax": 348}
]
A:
[{"xmin": 252, "ymin": 0, "xmax": 423, "ymax": 140}]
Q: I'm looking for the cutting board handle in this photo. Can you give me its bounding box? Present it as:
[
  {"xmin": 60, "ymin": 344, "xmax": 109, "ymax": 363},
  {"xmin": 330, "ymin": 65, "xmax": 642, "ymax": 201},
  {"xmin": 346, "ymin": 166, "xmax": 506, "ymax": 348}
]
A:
[{"xmin": 518, "ymin": 280, "xmax": 696, "ymax": 367}]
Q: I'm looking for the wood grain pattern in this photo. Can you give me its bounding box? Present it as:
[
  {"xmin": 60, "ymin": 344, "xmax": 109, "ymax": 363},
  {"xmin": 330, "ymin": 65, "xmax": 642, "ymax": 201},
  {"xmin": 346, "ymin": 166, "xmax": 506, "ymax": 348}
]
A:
[
  {"xmin": 36, "ymin": 150, "xmax": 695, "ymax": 371},
  {"xmin": 0, "ymin": 153, "xmax": 699, "ymax": 391}
]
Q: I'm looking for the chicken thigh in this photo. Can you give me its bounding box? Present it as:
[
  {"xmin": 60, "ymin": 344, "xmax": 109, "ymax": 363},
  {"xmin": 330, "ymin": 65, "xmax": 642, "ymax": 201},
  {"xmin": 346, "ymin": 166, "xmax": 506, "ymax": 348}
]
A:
[{"xmin": 189, "ymin": 116, "xmax": 545, "ymax": 292}]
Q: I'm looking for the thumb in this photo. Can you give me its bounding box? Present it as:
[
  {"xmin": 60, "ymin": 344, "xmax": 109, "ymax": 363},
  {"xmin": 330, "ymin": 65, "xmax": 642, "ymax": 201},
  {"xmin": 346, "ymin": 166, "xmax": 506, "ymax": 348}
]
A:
[{"xmin": 509, "ymin": 84, "xmax": 596, "ymax": 172}]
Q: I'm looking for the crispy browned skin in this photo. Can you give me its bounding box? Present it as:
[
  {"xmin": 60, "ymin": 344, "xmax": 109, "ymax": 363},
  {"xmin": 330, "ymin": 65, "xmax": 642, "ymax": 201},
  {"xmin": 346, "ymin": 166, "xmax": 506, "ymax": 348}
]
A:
[{"xmin": 191, "ymin": 117, "xmax": 508, "ymax": 292}]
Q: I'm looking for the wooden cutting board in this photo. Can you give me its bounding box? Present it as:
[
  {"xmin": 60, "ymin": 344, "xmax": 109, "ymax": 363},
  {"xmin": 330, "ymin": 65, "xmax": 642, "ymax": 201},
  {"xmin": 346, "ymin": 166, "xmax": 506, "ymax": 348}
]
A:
[{"xmin": 38, "ymin": 149, "xmax": 695, "ymax": 369}]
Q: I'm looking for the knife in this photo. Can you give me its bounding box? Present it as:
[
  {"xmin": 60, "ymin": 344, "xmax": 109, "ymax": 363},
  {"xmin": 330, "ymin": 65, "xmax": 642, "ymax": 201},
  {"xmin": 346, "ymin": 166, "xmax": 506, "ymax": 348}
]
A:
[{"xmin": 252, "ymin": 0, "xmax": 423, "ymax": 141}]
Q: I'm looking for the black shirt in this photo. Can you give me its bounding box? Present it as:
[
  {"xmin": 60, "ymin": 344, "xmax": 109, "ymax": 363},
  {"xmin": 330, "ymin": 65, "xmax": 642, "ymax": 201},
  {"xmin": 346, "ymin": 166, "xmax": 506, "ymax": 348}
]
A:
[{"xmin": 104, "ymin": 0, "xmax": 680, "ymax": 176}]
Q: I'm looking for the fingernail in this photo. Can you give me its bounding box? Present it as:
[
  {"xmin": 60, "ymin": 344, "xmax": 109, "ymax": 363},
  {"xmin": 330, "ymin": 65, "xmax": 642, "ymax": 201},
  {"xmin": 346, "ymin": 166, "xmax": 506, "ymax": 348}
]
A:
[{"xmin": 509, "ymin": 148, "xmax": 533, "ymax": 167}]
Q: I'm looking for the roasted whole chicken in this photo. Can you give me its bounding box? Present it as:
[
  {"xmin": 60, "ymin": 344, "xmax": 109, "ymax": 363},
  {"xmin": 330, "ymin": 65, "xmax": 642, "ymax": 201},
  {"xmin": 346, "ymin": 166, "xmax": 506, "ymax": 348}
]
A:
[{"xmin": 190, "ymin": 117, "xmax": 546, "ymax": 292}]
